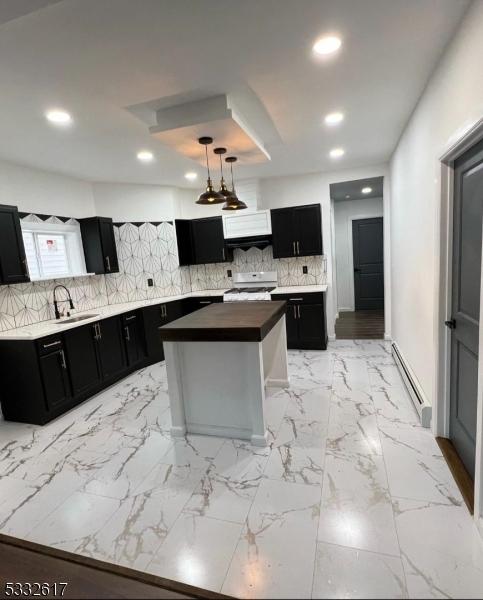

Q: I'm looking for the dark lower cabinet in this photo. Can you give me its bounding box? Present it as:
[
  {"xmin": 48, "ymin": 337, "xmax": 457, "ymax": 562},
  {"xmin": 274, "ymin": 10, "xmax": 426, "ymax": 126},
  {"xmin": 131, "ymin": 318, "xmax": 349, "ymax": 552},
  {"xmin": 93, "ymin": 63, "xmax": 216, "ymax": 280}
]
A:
[
  {"xmin": 39, "ymin": 345, "xmax": 71, "ymax": 412},
  {"xmin": 184, "ymin": 296, "xmax": 223, "ymax": 314},
  {"xmin": 97, "ymin": 317, "xmax": 127, "ymax": 379},
  {"xmin": 272, "ymin": 292, "xmax": 327, "ymax": 350},
  {"xmin": 64, "ymin": 324, "xmax": 101, "ymax": 396},
  {"xmin": 143, "ymin": 300, "xmax": 184, "ymax": 364},
  {"xmin": 122, "ymin": 312, "xmax": 146, "ymax": 367}
]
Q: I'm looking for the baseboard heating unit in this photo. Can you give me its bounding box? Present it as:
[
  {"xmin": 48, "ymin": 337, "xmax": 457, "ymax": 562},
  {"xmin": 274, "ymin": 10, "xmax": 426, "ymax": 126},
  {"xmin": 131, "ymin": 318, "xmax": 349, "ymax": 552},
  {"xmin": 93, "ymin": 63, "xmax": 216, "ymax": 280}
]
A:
[{"xmin": 391, "ymin": 342, "xmax": 432, "ymax": 428}]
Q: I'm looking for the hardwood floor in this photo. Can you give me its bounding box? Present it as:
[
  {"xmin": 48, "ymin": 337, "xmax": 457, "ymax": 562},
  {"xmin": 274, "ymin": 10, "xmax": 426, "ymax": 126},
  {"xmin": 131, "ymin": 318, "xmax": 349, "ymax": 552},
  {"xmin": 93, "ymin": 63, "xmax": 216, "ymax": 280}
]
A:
[
  {"xmin": 436, "ymin": 437, "xmax": 474, "ymax": 514},
  {"xmin": 0, "ymin": 533, "xmax": 230, "ymax": 600},
  {"xmin": 335, "ymin": 309, "xmax": 385, "ymax": 339}
]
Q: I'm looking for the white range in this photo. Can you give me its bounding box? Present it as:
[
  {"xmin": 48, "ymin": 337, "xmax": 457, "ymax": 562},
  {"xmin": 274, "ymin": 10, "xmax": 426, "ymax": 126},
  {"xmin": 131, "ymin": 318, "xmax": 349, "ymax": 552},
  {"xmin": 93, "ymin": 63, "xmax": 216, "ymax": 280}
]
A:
[{"xmin": 223, "ymin": 271, "xmax": 277, "ymax": 302}]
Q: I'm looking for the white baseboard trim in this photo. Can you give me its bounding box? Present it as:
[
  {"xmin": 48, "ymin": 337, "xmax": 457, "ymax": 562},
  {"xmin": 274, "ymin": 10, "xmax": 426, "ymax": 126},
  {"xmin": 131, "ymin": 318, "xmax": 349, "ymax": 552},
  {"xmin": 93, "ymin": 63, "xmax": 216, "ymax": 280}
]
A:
[
  {"xmin": 328, "ymin": 334, "xmax": 336, "ymax": 342},
  {"xmin": 170, "ymin": 425, "xmax": 186, "ymax": 437},
  {"xmin": 185, "ymin": 422, "xmax": 252, "ymax": 441},
  {"xmin": 384, "ymin": 333, "xmax": 392, "ymax": 341},
  {"xmin": 338, "ymin": 307, "xmax": 355, "ymax": 312},
  {"xmin": 266, "ymin": 377, "xmax": 290, "ymax": 388},
  {"xmin": 391, "ymin": 342, "xmax": 431, "ymax": 428}
]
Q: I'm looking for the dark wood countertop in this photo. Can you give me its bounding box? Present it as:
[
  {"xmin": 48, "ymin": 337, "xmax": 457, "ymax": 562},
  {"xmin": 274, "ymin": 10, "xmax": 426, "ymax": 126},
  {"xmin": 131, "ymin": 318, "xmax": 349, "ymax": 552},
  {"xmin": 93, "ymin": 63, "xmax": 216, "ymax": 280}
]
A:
[{"xmin": 159, "ymin": 301, "xmax": 286, "ymax": 342}]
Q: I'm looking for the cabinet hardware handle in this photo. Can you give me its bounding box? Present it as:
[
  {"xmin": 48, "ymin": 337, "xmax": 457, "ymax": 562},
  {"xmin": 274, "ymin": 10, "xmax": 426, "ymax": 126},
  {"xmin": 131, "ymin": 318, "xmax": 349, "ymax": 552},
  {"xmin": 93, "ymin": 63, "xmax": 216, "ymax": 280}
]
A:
[
  {"xmin": 293, "ymin": 305, "xmax": 297, "ymax": 319},
  {"xmin": 199, "ymin": 300, "xmax": 211, "ymax": 304},
  {"xmin": 97, "ymin": 323, "xmax": 102, "ymax": 340},
  {"xmin": 297, "ymin": 241, "xmax": 300, "ymax": 255},
  {"xmin": 223, "ymin": 248, "xmax": 225, "ymax": 261},
  {"xmin": 106, "ymin": 256, "xmax": 111, "ymax": 272},
  {"xmin": 297, "ymin": 305, "xmax": 301, "ymax": 318},
  {"xmin": 292, "ymin": 241, "xmax": 296, "ymax": 255},
  {"xmin": 289, "ymin": 298, "xmax": 303, "ymax": 301},
  {"xmin": 93, "ymin": 323, "xmax": 99, "ymax": 340},
  {"xmin": 22, "ymin": 258, "xmax": 29, "ymax": 277},
  {"xmin": 445, "ymin": 319, "xmax": 456, "ymax": 329},
  {"xmin": 125, "ymin": 315, "xmax": 136, "ymax": 321},
  {"xmin": 60, "ymin": 349, "xmax": 67, "ymax": 370},
  {"xmin": 125, "ymin": 326, "xmax": 130, "ymax": 341},
  {"xmin": 43, "ymin": 340, "xmax": 61, "ymax": 349},
  {"xmin": 162, "ymin": 305, "xmax": 167, "ymax": 318}
]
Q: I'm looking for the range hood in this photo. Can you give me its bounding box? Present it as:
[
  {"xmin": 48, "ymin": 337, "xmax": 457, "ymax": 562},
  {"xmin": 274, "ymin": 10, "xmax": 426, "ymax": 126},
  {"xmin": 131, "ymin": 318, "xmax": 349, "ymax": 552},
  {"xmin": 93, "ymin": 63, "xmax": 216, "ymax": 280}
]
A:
[
  {"xmin": 222, "ymin": 209, "xmax": 272, "ymax": 250},
  {"xmin": 225, "ymin": 234, "xmax": 272, "ymax": 250}
]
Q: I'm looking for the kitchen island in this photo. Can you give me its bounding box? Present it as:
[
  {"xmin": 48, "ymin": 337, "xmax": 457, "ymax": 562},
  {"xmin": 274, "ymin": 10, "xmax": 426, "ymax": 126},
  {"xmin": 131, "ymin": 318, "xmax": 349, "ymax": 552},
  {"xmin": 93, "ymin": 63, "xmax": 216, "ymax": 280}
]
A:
[{"xmin": 159, "ymin": 301, "xmax": 288, "ymax": 446}]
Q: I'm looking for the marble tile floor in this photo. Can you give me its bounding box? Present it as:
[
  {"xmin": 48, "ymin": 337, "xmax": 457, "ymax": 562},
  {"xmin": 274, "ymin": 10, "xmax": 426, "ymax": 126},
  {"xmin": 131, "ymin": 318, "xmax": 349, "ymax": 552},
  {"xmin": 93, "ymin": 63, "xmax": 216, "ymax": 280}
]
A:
[{"xmin": 1, "ymin": 340, "xmax": 483, "ymax": 598}]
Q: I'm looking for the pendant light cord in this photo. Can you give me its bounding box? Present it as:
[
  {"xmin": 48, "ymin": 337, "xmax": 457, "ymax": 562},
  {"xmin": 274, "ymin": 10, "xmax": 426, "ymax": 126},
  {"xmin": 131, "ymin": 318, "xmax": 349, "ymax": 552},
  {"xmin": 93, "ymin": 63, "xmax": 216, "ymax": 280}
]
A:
[
  {"xmin": 205, "ymin": 145, "xmax": 211, "ymax": 178},
  {"xmin": 230, "ymin": 161, "xmax": 235, "ymax": 190},
  {"xmin": 219, "ymin": 153, "xmax": 224, "ymax": 178}
]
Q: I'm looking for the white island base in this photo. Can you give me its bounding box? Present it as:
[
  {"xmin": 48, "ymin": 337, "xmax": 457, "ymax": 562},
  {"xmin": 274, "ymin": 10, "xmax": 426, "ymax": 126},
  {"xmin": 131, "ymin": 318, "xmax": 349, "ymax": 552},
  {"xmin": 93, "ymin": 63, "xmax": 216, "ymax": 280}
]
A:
[{"xmin": 164, "ymin": 315, "xmax": 288, "ymax": 446}]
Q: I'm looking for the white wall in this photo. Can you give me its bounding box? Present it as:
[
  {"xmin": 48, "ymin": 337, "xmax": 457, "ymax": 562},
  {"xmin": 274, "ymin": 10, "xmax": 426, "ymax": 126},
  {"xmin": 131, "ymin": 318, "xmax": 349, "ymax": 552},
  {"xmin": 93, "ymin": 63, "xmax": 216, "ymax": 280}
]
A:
[
  {"xmin": 0, "ymin": 159, "xmax": 96, "ymax": 217},
  {"xmin": 334, "ymin": 197, "xmax": 383, "ymax": 311},
  {"xmin": 259, "ymin": 164, "xmax": 390, "ymax": 339},
  {"xmin": 390, "ymin": 0, "xmax": 483, "ymax": 408},
  {"xmin": 92, "ymin": 182, "xmax": 180, "ymax": 222}
]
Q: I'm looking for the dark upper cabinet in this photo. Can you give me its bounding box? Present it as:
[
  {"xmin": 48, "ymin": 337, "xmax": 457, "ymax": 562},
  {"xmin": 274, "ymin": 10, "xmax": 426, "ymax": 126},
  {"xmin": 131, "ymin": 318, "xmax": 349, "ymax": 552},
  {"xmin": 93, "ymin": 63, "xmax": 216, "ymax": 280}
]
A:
[
  {"xmin": 271, "ymin": 204, "xmax": 323, "ymax": 258},
  {"xmin": 0, "ymin": 204, "xmax": 30, "ymax": 284},
  {"xmin": 271, "ymin": 292, "xmax": 327, "ymax": 350},
  {"xmin": 63, "ymin": 324, "xmax": 101, "ymax": 396},
  {"xmin": 79, "ymin": 217, "xmax": 119, "ymax": 274},
  {"xmin": 38, "ymin": 344, "xmax": 71, "ymax": 412},
  {"xmin": 96, "ymin": 316, "xmax": 127, "ymax": 380},
  {"xmin": 122, "ymin": 312, "xmax": 146, "ymax": 367},
  {"xmin": 175, "ymin": 217, "xmax": 231, "ymax": 265}
]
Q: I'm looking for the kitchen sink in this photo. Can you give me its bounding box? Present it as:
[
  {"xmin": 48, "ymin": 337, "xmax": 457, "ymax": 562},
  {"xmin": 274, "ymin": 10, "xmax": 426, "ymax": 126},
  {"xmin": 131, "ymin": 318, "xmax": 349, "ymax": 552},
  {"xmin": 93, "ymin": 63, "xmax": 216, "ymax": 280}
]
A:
[{"xmin": 56, "ymin": 314, "xmax": 99, "ymax": 324}]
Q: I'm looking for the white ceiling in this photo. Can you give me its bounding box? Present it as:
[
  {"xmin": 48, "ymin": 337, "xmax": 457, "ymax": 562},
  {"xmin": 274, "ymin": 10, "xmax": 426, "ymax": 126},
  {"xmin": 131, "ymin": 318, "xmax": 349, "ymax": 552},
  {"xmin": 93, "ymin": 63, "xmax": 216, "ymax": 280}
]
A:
[{"xmin": 0, "ymin": 0, "xmax": 469, "ymax": 186}]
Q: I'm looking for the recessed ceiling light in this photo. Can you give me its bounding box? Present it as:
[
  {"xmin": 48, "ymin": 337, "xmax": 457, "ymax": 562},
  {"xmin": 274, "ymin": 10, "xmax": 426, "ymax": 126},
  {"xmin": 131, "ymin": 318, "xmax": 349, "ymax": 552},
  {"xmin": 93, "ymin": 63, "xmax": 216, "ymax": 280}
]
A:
[
  {"xmin": 346, "ymin": 195, "xmax": 350, "ymax": 199},
  {"xmin": 362, "ymin": 187, "xmax": 372, "ymax": 194},
  {"xmin": 184, "ymin": 172, "xmax": 198, "ymax": 181},
  {"xmin": 325, "ymin": 112, "xmax": 344, "ymax": 126},
  {"xmin": 137, "ymin": 150, "xmax": 154, "ymax": 162},
  {"xmin": 329, "ymin": 148, "xmax": 345, "ymax": 159},
  {"xmin": 313, "ymin": 35, "xmax": 342, "ymax": 56},
  {"xmin": 45, "ymin": 109, "xmax": 72, "ymax": 125}
]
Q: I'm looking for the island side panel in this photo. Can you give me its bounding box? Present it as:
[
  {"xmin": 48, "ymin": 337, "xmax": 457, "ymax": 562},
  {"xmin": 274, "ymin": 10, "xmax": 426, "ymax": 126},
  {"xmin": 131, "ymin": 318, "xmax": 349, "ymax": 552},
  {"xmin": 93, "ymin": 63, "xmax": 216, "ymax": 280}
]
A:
[
  {"xmin": 164, "ymin": 340, "xmax": 267, "ymax": 444},
  {"xmin": 164, "ymin": 341, "xmax": 187, "ymax": 438},
  {"xmin": 261, "ymin": 314, "xmax": 289, "ymax": 388}
]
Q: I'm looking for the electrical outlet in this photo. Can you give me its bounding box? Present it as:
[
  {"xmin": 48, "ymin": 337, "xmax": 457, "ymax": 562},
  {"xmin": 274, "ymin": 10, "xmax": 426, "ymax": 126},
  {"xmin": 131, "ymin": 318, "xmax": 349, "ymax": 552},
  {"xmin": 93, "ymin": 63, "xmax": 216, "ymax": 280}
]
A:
[
  {"xmin": 227, "ymin": 269, "xmax": 232, "ymax": 278},
  {"xmin": 147, "ymin": 278, "xmax": 154, "ymax": 287},
  {"xmin": 302, "ymin": 265, "xmax": 308, "ymax": 274}
]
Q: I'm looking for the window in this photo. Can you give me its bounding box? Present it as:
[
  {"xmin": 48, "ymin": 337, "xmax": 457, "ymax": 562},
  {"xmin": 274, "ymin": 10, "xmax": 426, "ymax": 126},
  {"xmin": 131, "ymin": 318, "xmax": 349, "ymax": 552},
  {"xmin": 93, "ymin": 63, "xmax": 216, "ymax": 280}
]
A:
[{"xmin": 21, "ymin": 222, "xmax": 88, "ymax": 281}]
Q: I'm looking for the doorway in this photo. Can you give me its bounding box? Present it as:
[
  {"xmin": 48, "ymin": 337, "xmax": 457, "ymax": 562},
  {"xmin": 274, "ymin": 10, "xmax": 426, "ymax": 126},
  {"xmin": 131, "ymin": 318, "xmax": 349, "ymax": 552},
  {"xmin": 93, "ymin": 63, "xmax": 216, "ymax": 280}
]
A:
[
  {"xmin": 330, "ymin": 177, "xmax": 385, "ymax": 339},
  {"xmin": 447, "ymin": 138, "xmax": 483, "ymax": 479}
]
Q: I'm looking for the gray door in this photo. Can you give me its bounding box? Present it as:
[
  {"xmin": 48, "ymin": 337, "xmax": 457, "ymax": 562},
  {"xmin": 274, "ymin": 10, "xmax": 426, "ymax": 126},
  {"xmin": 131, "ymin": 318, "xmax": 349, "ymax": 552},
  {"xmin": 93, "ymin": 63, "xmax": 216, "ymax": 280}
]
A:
[
  {"xmin": 352, "ymin": 217, "xmax": 384, "ymax": 310},
  {"xmin": 449, "ymin": 139, "xmax": 483, "ymax": 477}
]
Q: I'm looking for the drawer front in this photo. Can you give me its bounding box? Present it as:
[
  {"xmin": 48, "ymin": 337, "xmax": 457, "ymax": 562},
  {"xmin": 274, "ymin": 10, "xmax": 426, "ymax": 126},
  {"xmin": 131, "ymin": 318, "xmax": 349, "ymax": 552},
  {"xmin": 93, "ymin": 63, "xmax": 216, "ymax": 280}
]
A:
[
  {"xmin": 37, "ymin": 335, "xmax": 64, "ymax": 356},
  {"xmin": 271, "ymin": 292, "xmax": 324, "ymax": 305}
]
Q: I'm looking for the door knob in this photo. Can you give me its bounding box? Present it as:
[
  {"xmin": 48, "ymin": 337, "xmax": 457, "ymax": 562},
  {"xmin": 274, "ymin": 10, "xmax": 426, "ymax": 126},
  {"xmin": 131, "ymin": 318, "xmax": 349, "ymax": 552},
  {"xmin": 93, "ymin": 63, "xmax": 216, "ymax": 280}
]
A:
[{"xmin": 445, "ymin": 319, "xmax": 456, "ymax": 329}]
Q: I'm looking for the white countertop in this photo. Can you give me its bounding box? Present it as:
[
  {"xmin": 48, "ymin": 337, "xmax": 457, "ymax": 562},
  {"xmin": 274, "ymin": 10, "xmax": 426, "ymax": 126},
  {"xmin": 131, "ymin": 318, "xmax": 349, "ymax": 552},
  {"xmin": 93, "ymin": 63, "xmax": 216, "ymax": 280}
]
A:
[{"xmin": 0, "ymin": 284, "xmax": 328, "ymax": 341}]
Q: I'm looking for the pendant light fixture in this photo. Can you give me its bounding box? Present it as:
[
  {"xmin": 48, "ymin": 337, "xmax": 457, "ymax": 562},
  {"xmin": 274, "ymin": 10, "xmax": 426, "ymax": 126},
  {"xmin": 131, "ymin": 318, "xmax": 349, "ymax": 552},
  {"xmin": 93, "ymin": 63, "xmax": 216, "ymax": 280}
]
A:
[
  {"xmin": 222, "ymin": 156, "xmax": 247, "ymax": 210},
  {"xmin": 196, "ymin": 137, "xmax": 225, "ymax": 205},
  {"xmin": 213, "ymin": 147, "xmax": 234, "ymax": 199}
]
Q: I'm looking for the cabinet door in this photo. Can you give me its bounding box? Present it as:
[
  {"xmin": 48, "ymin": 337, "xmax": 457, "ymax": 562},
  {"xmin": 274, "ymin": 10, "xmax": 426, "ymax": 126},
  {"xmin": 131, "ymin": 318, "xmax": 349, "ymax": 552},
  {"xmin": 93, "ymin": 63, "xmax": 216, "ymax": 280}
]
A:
[
  {"xmin": 285, "ymin": 302, "xmax": 299, "ymax": 348},
  {"xmin": 191, "ymin": 217, "xmax": 226, "ymax": 264},
  {"xmin": 99, "ymin": 219, "xmax": 119, "ymax": 273},
  {"xmin": 123, "ymin": 313, "xmax": 145, "ymax": 367},
  {"xmin": 143, "ymin": 305, "xmax": 165, "ymax": 364},
  {"xmin": 63, "ymin": 324, "xmax": 101, "ymax": 396},
  {"xmin": 297, "ymin": 303, "xmax": 326, "ymax": 349},
  {"xmin": 164, "ymin": 300, "xmax": 184, "ymax": 323},
  {"xmin": 97, "ymin": 317, "xmax": 127, "ymax": 380},
  {"xmin": 175, "ymin": 220, "xmax": 195, "ymax": 266},
  {"xmin": 0, "ymin": 205, "xmax": 29, "ymax": 284},
  {"xmin": 271, "ymin": 208, "xmax": 296, "ymax": 258},
  {"xmin": 294, "ymin": 204, "xmax": 323, "ymax": 257},
  {"xmin": 39, "ymin": 350, "xmax": 71, "ymax": 411}
]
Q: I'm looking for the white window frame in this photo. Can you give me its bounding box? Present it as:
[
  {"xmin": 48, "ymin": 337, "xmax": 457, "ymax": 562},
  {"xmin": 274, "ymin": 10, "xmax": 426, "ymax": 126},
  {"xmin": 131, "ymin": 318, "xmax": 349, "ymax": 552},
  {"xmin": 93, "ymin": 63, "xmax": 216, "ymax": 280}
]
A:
[{"xmin": 21, "ymin": 221, "xmax": 89, "ymax": 281}]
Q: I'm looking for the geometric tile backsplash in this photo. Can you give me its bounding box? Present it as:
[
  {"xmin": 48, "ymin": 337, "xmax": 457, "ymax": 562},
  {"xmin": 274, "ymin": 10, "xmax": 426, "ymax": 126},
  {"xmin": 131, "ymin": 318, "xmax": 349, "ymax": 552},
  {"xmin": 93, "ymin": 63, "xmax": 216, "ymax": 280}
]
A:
[{"xmin": 0, "ymin": 215, "xmax": 327, "ymax": 332}]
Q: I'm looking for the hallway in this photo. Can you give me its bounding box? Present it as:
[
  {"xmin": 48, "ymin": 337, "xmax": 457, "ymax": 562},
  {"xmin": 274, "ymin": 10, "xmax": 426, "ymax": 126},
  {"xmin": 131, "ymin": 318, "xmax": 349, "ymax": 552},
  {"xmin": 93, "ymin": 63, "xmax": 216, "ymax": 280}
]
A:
[
  {"xmin": 1, "ymin": 342, "xmax": 482, "ymax": 598},
  {"xmin": 335, "ymin": 310, "xmax": 385, "ymax": 339}
]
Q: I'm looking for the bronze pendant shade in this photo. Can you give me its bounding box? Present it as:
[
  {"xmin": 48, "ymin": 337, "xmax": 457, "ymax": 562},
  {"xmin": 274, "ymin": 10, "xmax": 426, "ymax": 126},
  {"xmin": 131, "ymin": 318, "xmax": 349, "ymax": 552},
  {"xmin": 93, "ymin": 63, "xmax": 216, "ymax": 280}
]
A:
[
  {"xmin": 222, "ymin": 156, "xmax": 247, "ymax": 211},
  {"xmin": 196, "ymin": 137, "xmax": 225, "ymax": 205}
]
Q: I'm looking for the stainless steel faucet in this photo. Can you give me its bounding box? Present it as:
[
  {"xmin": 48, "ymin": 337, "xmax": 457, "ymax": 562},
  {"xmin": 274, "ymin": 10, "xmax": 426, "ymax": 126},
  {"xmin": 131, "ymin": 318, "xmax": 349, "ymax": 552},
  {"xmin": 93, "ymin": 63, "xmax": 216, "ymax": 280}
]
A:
[{"xmin": 53, "ymin": 284, "xmax": 75, "ymax": 319}]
